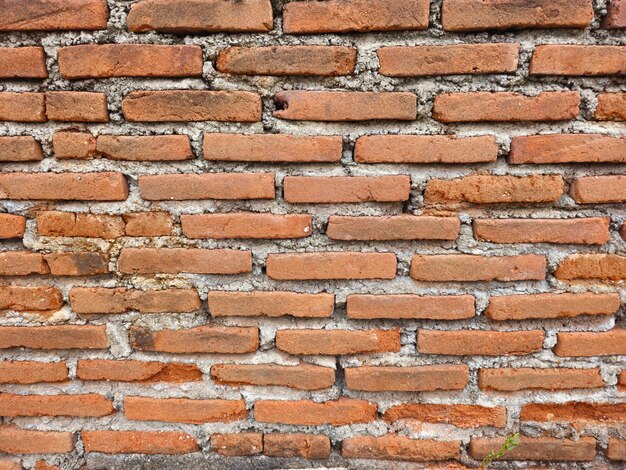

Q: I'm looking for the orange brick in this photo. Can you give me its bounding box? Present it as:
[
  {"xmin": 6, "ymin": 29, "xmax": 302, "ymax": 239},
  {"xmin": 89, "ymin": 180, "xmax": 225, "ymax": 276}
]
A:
[
  {"xmin": 124, "ymin": 396, "xmax": 247, "ymax": 424},
  {"xmin": 345, "ymin": 365, "xmax": 469, "ymax": 391},
  {"xmin": 608, "ymin": 438, "xmax": 626, "ymax": 461},
  {"xmin": 211, "ymin": 363, "xmax": 335, "ymax": 390},
  {"xmin": 43, "ymin": 252, "xmax": 108, "ymax": 276},
  {"xmin": 470, "ymin": 437, "xmax": 596, "ymax": 462},
  {"xmin": 0, "ymin": 393, "xmax": 113, "ymax": 417},
  {"xmin": 473, "ymin": 218, "xmax": 610, "ymax": 244},
  {"xmin": 0, "ymin": 426, "xmax": 75, "ymax": 454},
  {"xmin": 37, "ymin": 211, "xmax": 125, "ymax": 238},
  {"xmin": 0, "ymin": 47, "xmax": 47, "ymax": 78},
  {"xmin": 384, "ymin": 403, "xmax": 506, "ymax": 428},
  {"xmin": 77, "ymin": 359, "xmax": 202, "ymax": 383},
  {"xmin": 347, "ymin": 294, "xmax": 474, "ymax": 320},
  {"xmin": 554, "ymin": 329, "xmax": 626, "ymax": 356},
  {"xmin": 570, "ymin": 175, "xmax": 626, "ymax": 203},
  {"xmin": 83, "ymin": 430, "xmax": 198, "ymax": 454},
  {"xmin": 0, "ymin": 251, "xmax": 48, "ymax": 276},
  {"xmin": 255, "ymin": 398, "xmax": 376, "ymax": 425},
  {"xmin": 118, "ymin": 248, "xmax": 251, "ymax": 274},
  {"xmin": 284, "ymin": 175, "xmax": 410, "ymax": 203},
  {"xmin": 123, "ymin": 212, "xmax": 172, "ymax": 236},
  {"xmin": 264, "ymin": 433, "xmax": 331, "ymax": 459},
  {"xmin": 0, "ymin": 286, "xmax": 63, "ymax": 311},
  {"xmin": 0, "ymin": 92, "xmax": 46, "ymax": 122},
  {"xmin": 208, "ymin": 291, "xmax": 334, "ymax": 318},
  {"xmin": 0, "ymin": 325, "xmax": 108, "ymax": 350},
  {"xmin": 530, "ymin": 45, "xmax": 626, "ymax": 75},
  {"xmin": 276, "ymin": 329, "xmax": 400, "ymax": 355},
  {"xmin": 478, "ymin": 368, "xmax": 604, "ymax": 391},
  {"xmin": 96, "ymin": 135, "xmax": 194, "ymax": 161},
  {"xmin": 327, "ymin": 215, "xmax": 460, "ymax": 240},
  {"xmin": 556, "ymin": 254, "xmax": 626, "ymax": 281},
  {"xmin": 510, "ymin": 134, "xmax": 626, "ymax": 163},
  {"xmin": 0, "ymin": 136, "xmax": 43, "ymax": 162},
  {"xmin": 70, "ymin": 287, "xmax": 200, "ymax": 314},
  {"xmin": 211, "ymin": 433, "xmax": 262, "ymax": 456},
  {"xmin": 0, "ymin": 361, "xmax": 68, "ymax": 384},
  {"xmin": 52, "ymin": 131, "xmax": 97, "ymax": 159},
  {"xmin": 0, "ymin": 214, "xmax": 26, "ymax": 239},
  {"xmin": 604, "ymin": 0, "xmax": 626, "ymax": 28},
  {"xmin": 596, "ymin": 93, "xmax": 626, "ymax": 120},
  {"xmin": 0, "ymin": 458, "xmax": 20, "ymax": 470},
  {"xmin": 342, "ymin": 434, "xmax": 460, "ymax": 462},
  {"xmin": 45, "ymin": 91, "xmax": 108, "ymax": 122},
  {"xmin": 0, "ymin": 0, "xmax": 108, "ymax": 30},
  {"xmin": 182, "ymin": 213, "xmax": 312, "ymax": 239},
  {"xmin": 521, "ymin": 402, "xmax": 626, "ymax": 424},
  {"xmin": 418, "ymin": 330, "xmax": 544, "ymax": 356}
]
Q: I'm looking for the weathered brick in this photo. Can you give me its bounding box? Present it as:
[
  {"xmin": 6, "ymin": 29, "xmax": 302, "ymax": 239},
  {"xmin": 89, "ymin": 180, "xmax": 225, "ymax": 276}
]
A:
[
  {"xmin": 0, "ymin": 426, "xmax": 75, "ymax": 454},
  {"xmin": 43, "ymin": 252, "xmax": 108, "ymax": 276},
  {"xmin": 34, "ymin": 461, "xmax": 58, "ymax": 470},
  {"xmin": 0, "ymin": 136, "xmax": 42, "ymax": 163},
  {"xmin": 77, "ymin": 360, "xmax": 202, "ymax": 383},
  {"xmin": 0, "ymin": 214, "xmax": 26, "ymax": 239},
  {"xmin": 604, "ymin": 0, "xmax": 626, "ymax": 28},
  {"xmin": 52, "ymin": 131, "xmax": 97, "ymax": 159},
  {"xmin": 45, "ymin": 92, "xmax": 109, "ymax": 122},
  {"xmin": 0, "ymin": 361, "xmax": 68, "ymax": 384},
  {"xmin": 96, "ymin": 135, "xmax": 194, "ymax": 161},
  {"xmin": 555, "ymin": 254, "xmax": 626, "ymax": 281},
  {"xmin": 123, "ymin": 212, "xmax": 172, "ymax": 236},
  {"xmin": 327, "ymin": 216, "xmax": 460, "ymax": 240},
  {"xmin": 470, "ymin": 437, "xmax": 596, "ymax": 462},
  {"xmin": 182, "ymin": 213, "xmax": 312, "ymax": 239},
  {"xmin": 473, "ymin": 218, "xmax": 610, "ymax": 244},
  {"xmin": 596, "ymin": 93, "xmax": 626, "ymax": 120},
  {"xmin": 70, "ymin": 287, "xmax": 201, "ymax": 314},
  {"xmin": 478, "ymin": 368, "xmax": 604, "ymax": 391},
  {"xmin": 264, "ymin": 434, "xmax": 331, "ymax": 459},
  {"xmin": 208, "ymin": 291, "xmax": 334, "ymax": 318},
  {"xmin": 347, "ymin": 294, "xmax": 474, "ymax": 320},
  {"xmin": 0, "ymin": 251, "xmax": 48, "ymax": 276},
  {"xmin": 37, "ymin": 211, "xmax": 124, "ymax": 238},
  {"xmin": 211, "ymin": 433, "xmax": 262, "ymax": 456},
  {"xmin": 342, "ymin": 435, "xmax": 460, "ymax": 462},
  {"xmin": 0, "ymin": 92, "xmax": 46, "ymax": 122},
  {"xmin": 284, "ymin": 176, "xmax": 410, "ymax": 203},
  {"xmin": 510, "ymin": 134, "xmax": 626, "ymax": 163},
  {"xmin": 211, "ymin": 363, "xmax": 335, "ymax": 390},
  {"xmin": 0, "ymin": 458, "xmax": 20, "ymax": 470},
  {"xmin": 521, "ymin": 402, "xmax": 626, "ymax": 424},
  {"xmin": 418, "ymin": 330, "xmax": 544, "ymax": 356},
  {"xmin": 82, "ymin": 430, "xmax": 198, "ymax": 454},
  {"xmin": 118, "ymin": 248, "xmax": 251, "ymax": 274},
  {"xmin": 0, "ymin": 393, "xmax": 114, "ymax": 417},
  {"xmin": 255, "ymin": 398, "xmax": 376, "ymax": 425},
  {"xmin": 608, "ymin": 438, "xmax": 626, "ymax": 461},
  {"xmin": 554, "ymin": 329, "xmax": 626, "ymax": 356},
  {"xmin": 124, "ymin": 396, "xmax": 247, "ymax": 424},
  {"xmin": 0, "ymin": 286, "xmax": 63, "ymax": 312},
  {"xmin": 345, "ymin": 365, "xmax": 469, "ymax": 391},
  {"xmin": 0, "ymin": 0, "xmax": 108, "ymax": 31},
  {"xmin": 570, "ymin": 175, "xmax": 626, "ymax": 203},
  {"xmin": 0, "ymin": 325, "xmax": 108, "ymax": 350},
  {"xmin": 433, "ymin": 91, "xmax": 580, "ymax": 122},
  {"xmin": 384, "ymin": 404, "xmax": 506, "ymax": 428},
  {"xmin": 0, "ymin": 48, "xmax": 48, "ymax": 79},
  {"xmin": 276, "ymin": 329, "xmax": 400, "ymax": 355},
  {"xmin": 530, "ymin": 45, "xmax": 626, "ymax": 75}
]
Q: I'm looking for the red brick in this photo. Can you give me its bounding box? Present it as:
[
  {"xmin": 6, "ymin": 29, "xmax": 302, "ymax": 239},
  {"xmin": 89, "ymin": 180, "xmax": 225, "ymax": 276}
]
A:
[
  {"xmin": 604, "ymin": 0, "xmax": 626, "ymax": 28},
  {"xmin": 52, "ymin": 131, "xmax": 97, "ymax": 159},
  {"xmin": 0, "ymin": 47, "xmax": 46, "ymax": 77},
  {"xmin": 34, "ymin": 461, "xmax": 59, "ymax": 470},
  {"xmin": 122, "ymin": 90, "xmax": 261, "ymax": 122},
  {"xmin": 83, "ymin": 430, "xmax": 198, "ymax": 454},
  {"xmin": 43, "ymin": 252, "xmax": 108, "ymax": 276},
  {"xmin": 328, "ymin": 215, "xmax": 460, "ymax": 240},
  {"xmin": 124, "ymin": 396, "xmax": 247, "ymax": 424},
  {"xmin": 347, "ymin": 294, "xmax": 474, "ymax": 320},
  {"xmin": 284, "ymin": 175, "xmax": 410, "ymax": 203},
  {"xmin": 442, "ymin": 0, "xmax": 593, "ymax": 31},
  {"xmin": 0, "ymin": 0, "xmax": 108, "ymax": 31},
  {"xmin": 283, "ymin": 0, "xmax": 429, "ymax": 33},
  {"xmin": 59, "ymin": 44, "xmax": 202, "ymax": 79},
  {"xmin": 470, "ymin": 437, "xmax": 596, "ymax": 462},
  {"xmin": 264, "ymin": 433, "xmax": 330, "ymax": 459},
  {"xmin": 182, "ymin": 213, "xmax": 312, "ymax": 239},
  {"xmin": 203, "ymin": 133, "xmax": 342, "ymax": 162},
  {"xmin": 530, "ymin": 45, "xmax": 626, "ymax": 75},
  {"xmin": 127, "ymin": 0, "xmax": 273, "ymax": 33},
  {"xmin": 139, "ymin": 173, "xmax": 274, "ymax": 200},
  {"xmin": 479, "ymin": 368, "xmax": 604, "ymax": 391},
  {"xmin": 276, "ymin": 328, "xmax": 400, "ymax": 355},
  {"xmin": 267, "ymin": 252, "xmax": 397, "ymax": 280},
  {"xmin": 622, "ymin": 223, "xmax": 626, "ymax": 241},
  {"xmin": 0, "ymin": 325, "xmax": 109, "ymax": 350},
  {"xmin": 255, "ymin": 398, "xmax": 376, "ymax": 425},
  {"xmin": 521, "ymin": 402, "xmax": 626, "ymax": 424},
  {"xmin": 434, "ymin": 91, "xmax": 580, "ymax": 122},
  {"xmin": 0, "ymin": 92, "xmax": 46, "ymax": 122},
  {"xmin": 0, "ymin": 214, "xmax": 26, "ymax": 239},
  {"xmin": 0, "ymin": 361, "xmax": 68, "ymax": 384},
  {"xmin": 346, "ymin": 365, "xmax": 469, "ymax": 391},
  {"xmin": 0, "ymin": 286, "xmax": 63, "ymax": 311},
  {"xmin": 473, "ymin": 218, "xmax": 610, "ymax": 244},
  {"xmin": 212, "ymin": 363, "xmax": 335, "ymax": 390},
  {"xmin": 37, "ymin": 211, "xmax": 125, "ymax": 238},
  {"xmin": 208, "ymin": 291, "xmax": 334, "ymax": 318},
  {"xmin": 0, "ymin": 426, "xmax": 75, "ymax": 454},
  {"xmin": 96, "ymin": 135, "xmax": 194, "ymax": 161},
  {"xmin": 418, "ymin": 330, "xmax": 544, "ymax": 356},
  {"xmin": 0, "ymin": 251, "xmax": 48, "ymax": 275},
  {"xmin": 570, "ymin": 175, "xmax": 626, "ymax": 203},
  {"xmin": 275, "ymin": 91, "xmax": 417, "ymax": 121},
  {"xmin": 217, "ymin": 46, "xmax": 356, "ymax": 76},
  {"xmin": 608, "ymin": 438, "xmax": 626, "ymax": 461},
  {"xmin": 596, "ymin": 93, "xmax": 626, "ymax": 120},
  {"xmin": 118, "ymin": 248, "xmax": 251, "ymax": 274},
  {"xmin": 77, "ymin": 360, "xmax": 202, "ymax": 383},
  {"xmin": 486, "ymin": 293, "xmax": 620, "ymax": 320},
  {"xmin": 556, "ymin": 254, "xmax": 626, "ymax": 281},
  {"xmin": 45, "ymin": 92, "xmax": 108, "ymax": 122},
  {"xmin": 342, "ymin": 434, "xmax": 460, "ymax": 462},
  {"xmin": 0, "ymin": 136, "xmax": 42, "ymax": 162},
  {"xmin": 130, "ymin": 325, "xmax": 258, "ymax": 354},
  {"xmin": 355, "ymin": 134, "xmax": 498, "ymax": 163},
  {"xmin": 0, "ymin": 458, "xmax": 20, "ymax": 470},
  {"xmin": 123, "ymin": 212, "xmax": 172, "ymax": 236},
  {"xmin": 70, "ymin": 287, "xmax": 200, "ymax": 314},
  {"xmin": 554, "ymin": 329, "xmax": 626, "ymax": 356},
  {"xmin": 510, "ymin": 134, "xmax": 626, "ymax": 163},
  {"xmin": 211, "ymin": 433, "xmax": 262, "ymax": 456},
  {"xmin": 384, "ymin": 404, "xmax": 506, "ymax": 428},
  {"xmin": 0, "ymin": 393, "xmax": 113, "ymax": 417}
]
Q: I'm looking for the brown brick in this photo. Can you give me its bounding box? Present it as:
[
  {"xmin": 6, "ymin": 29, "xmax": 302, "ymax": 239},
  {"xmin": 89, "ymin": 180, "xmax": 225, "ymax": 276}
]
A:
[
  {"xmin": 622, "ymin": 223, "xmax": 626, "ymax": 241},
  {"xmin": 486, "ymin": 293, "xmax": 620, "ymax": 320},
  {"xmin": 604, "ymin": 0, "xmax": 626, "ymax": 28},
  {"xmin": 83, "ymin": 430, "xmax": 198, "ymax": 454},
  {"xmin": 0, "ymin": 0, "xmax": 108, "ymax": 31},
  {"xmin": 139, "ymin": 173, "xmax": 274, "ymax": 200},
  {"xmin": 328, "ymin": 216, "xmax": 460, "ymax": 241},
  {"xmin": 123, "ymin": 212, "xmax": 172, "ymax": 236},
  {"xmin": 0, "ymin": 426, "xmax": 75, "ymax": 454},
  {"xmin": 608, "ymin": 438, "xmax": 626, "ymax": 461},
  {"xmin": 596, "ymin": 93, "xmax": 626, "ymax": 120},
  {"xmin": 0, "ymin": 136, "xmax": 42, "ymax": 162},
  {"xmin": 354, "ymin": 134, "xmax": 498, "ymax": 164},
  {"xmin": 554, "ymin": 329, "xmax": 626, "ymax": 356},
  {"xmin": 521, "ymin": 402, "xmax": 626, "ymax": 424},
  {"xmin": 37, "ymin": 211, "xmax": 125, "ymax": 238},
  {"xmin": 52, "ymin": 131, "xmax": 97, "ymax": 159},
  {"xmin": 0, "ymin": 214, "xmax": 26, "ymax": 239},
  {"xmin": 275, "ymin": 91, "xmax": 417, "ymax": 121},
  {"xmin": 127, "ymin": 0, "xmax": 273, "ymax": 33},
  {"xmin": 0, "ymin": 393, "xmax": 113, "ymax": 417},
  {"xmin": 0, "ymin": 325, "xmax": 109, "ymax": 350},
  {"xmin": 473, "ymin": 218, "xmax": 610, "ymax": 244},
  {"xmin": 510, "ymin": 134, "xmax": 626, "ymax": 163},
  {"xmin": 530, "ymin": 45, "xmax": 626, "ymax": 75},
  {"xmin": 0, "ymin": 361, "xmax": 68, "ymax": 384},
  {"xmin": 470, "ymin": 437, "xmax": 596, "ymax": 462},
  {"xmin": 0, "ymin": 92, "xmax": 46, "ymax": 122},
  {"xmin": 182, "ymin": 213, "xmax": 312, "ymax": 239},
  {"xmin": 45, "ymin": 92, "xmax": 108, "ymax": 122},
  {"xmin": 118, "ymin": 248, "xmax": 251, "ymax": 274},
  {"xmin": 264, "ymin": 434, "xmax": 331, "ymax": 459},
  {"xmin": 217, "ymin": 46, "xmax": 356, "ymax": 76},
  {"xmin": 70, "ymin": 287, "xmax": 200, "ymax": 314},
  {"xmin": 0, "ymin": 46, "xmax": 46, "ymax": 78},
  {"xmin": 203, "ymin": 133, "xmax": 342, "ymax": 162},
  {"xmin": 208, "ymin": 291, "xmax": 334, "ymax": 318},
  {"xmin": 442, "ymin": 0, "xmax": 593, "ymax": 31},
  {"xmin": 284, "ymin": 175, "xmax": 410, "ymax": 203},
  {"xmin": 124, "ymin": 396, "xmax": 247, "ymax": 424},
  {"xmin": 77, "ymin": 360, "xmax": 202, "ymax": 383},
  {"xmin": 418, "ymin": 330, "xmax": 544, "ymax": 356},
  {"xmin": 255, "ymin": 398, "xmax": 376, "ymax": 425},
  {"xmin": 130, "ymin": 325, "xmax": 258, "ymax": 354},
  {"xmin": 276, "ymin": 328, "xmax": 400, "ymax": 355},
  {"xmin": 0, "ymin": 172, "xmax": 128, "ymax": 201},
  {"xmin": 96, "ymin": 135, "xmax": 194, "ymax": 161},
  {"xmin": 283, "ymin": 0, "xmax": 429, "ymax": 33},
  {"xmin": 342, "ymin": 435, "xmax": 460, "ymax": 462},
  {"xmin": 347, "ymin": 294, "xmax": 475, "ymax": 320},
  {"xmin": 211, "ymin": 433, "xmax": 262, "ymax": 456},
  {"xmin": 384, "ymin": 404, "xmax": 506, "ymax": 428},
  {"xmin": 556, "ymin": 254, "xmax": 626, "ymax": 281},
  {"xmin": 43, "ymin": 252, "xmax": 108, "ymax": 276},
  {"xmin": 59, "ymin": 44, "xmax": 202, "ymax": 79},
  {"xmin": 267, "ymin": 252, "xmax": 397, "ymax": 280},
  {"xmin": 122, "ymin": 90, "xmax": 261, "ymax": 122},
  {"xmin": 0, "ymin": 251, "xmax": 48, "ymax": 276},
  {"xmin": 346, "ymin": 365, "xmax": 469, "ymax": 392},
  {"xmin": 211, "ymin": 363, "xmax": 335, "ymax": 390},
  {"xmin": 425, "ymin": 174, "xmax": 564, "ymax": 205},
  {"xmin": 570, "ymin": 175, "xmax": 626, "ymax": 204},
  {"xmin": 434, "ymin": 91, "xmax": 580, "ymax": 122},
  {"xmin": 0, "ymin": 286, "xmax": 63, "ymax": 312},
  {"xmin": 479, "ymin": 368, "xmax": 604, "ymax": 391}
]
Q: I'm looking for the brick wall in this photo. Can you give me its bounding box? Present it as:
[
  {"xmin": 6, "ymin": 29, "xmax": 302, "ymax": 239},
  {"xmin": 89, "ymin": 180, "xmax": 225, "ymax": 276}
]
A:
[{"xmin": 0, "ymin": 0, "xmax": 625, "ymax": 468}]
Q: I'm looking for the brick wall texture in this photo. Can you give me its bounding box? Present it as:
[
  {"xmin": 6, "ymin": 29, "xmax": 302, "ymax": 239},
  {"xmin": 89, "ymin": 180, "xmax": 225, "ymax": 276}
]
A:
[{"xmin": 0, "ymin": 0, "xmax": 625, "ymax": 469}]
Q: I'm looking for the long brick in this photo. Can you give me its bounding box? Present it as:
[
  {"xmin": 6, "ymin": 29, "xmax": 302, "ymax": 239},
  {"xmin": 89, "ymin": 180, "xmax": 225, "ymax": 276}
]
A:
[
  {"xmin": 342, "ymin": 435, "xmax": 460, "ymax": 462},
  {"xmin": 264, "ymin": 434, "xmax": 331, "ymax": 459},
  {"xmin": 122, "ymin": 90, "xmax": 261, "ymax": 122},
  {"xmin": 212, "ymin": 433, "xmax": 262, "ymax": 456},
  {"xmin": 596, "ymin": 93, "xmax": 626, "ymax": 120},
  {"xmin": 510, "ymin": 134, "xmax": 626, "ymax": 164},
  {"xmin": 276, "ymin": 329, "xmax": 400, "ymax": 355},
  {"xmin": 347, "ymin": 294, "xmax": 474, "ymax": 320},
  {"xmin": 554, "ymin": 329, "xmax": 626, "ymax": 356},
  {"xmin": 266, "ymin": 252, "xmax": 397, "ymax": 280},
  {"xmin": 555, "ymin": 254, "xmax": 626, "ymax": 281},
  {"xmin": 418, "ymin": 330, "xmax": 544, "ymax": 356},
  {"xmin": 327, "ymin": 216, "xmax": 460, "ymax": 240},
  {"xmin": 208, "ymin": 291, "xmax": 334, "ymax": 318},
  {"xmin": 58, "ymin": 44, "xmax": 203, "ymax": 79},
  {"xmin": 124, "ymin": 397, "xmax": 247, "ymax": 424},
  {"xmin": 127, "ymin": 0, "xmax": 273, "ymax": 33},
  {"xmin": 52, "ymin": 131, "xmax": 97, "ymax": 159},
  {"xmin": 255, "ymin": 398, "xmax": 377, "ymax": 425},
  {"xmin": 284, "ymin": 176, "xmax": 410, "ymax": 203},
  {"xmin": 130, "ymin": 325, "xmax": 258, "ymax": 354},
  {"xmin": 433, "ymin": 91, "xmax": 580, "ymax": 122},
  {"xmin": 211, "ymin": 363, "xmax": 335, "ymax": 390},
  {"xmin": 521, "ymin": 402, "xmax": 626, "ymax": 423},
  {"xmin": 0, "ymin": 393, "xmax": 114, "ymax": 417},
  {"xmin": 473, "ymin": 218, "xmax": 610, "ymax": 244},
  {"xmin": 82, "ymin": 431, "xmax": 199, "ymax": 454},
  {"xmin": 0, "ymin": 252, "xmax": 48, "ymax": 275},
  {"xmin": 0, "ymin": 361, "xmax": 68, "ymax": 384},
  {"xmin": 45, "ymin": 91, "xmax": 109, "ymax": 122},
  {"xmin": 485, "ymin": 293, "xmax": 620, "ymax": 320},
  {"xmin": 608, "ymin": 438, "xmax": 626, "ymax": 461},
  {"xmin": 43, "ymin": 252, "xmax": 108, "ymax": 276},
  {"xmin": 604, "ymin": 0, "xmax": 626, "ymax": 28},
  {"xmin": 470, "ymin": 437, "xmax": 596, "ymax": 462},
  {"xmin": 0, "ymin": 286, "xmax": 63, "ymax": 311},
  {"xmin": 530, "ymin": 45, "xmax": 626, "ymax": 75},
  {"xmin": 384, "ymin": 404, "xmax": 506, "ymax": 428},
  {"xmin": 479, "ymin": 368, "xmax": 604, "ymax": 391},
  {"xmin": 0, "ymin": 214, "xmax": 26, "ymax": 238},
  {"xmin": 0, "ymin": 0, "xmax": 108, "ymax": 31},
  {"xmin": 570, "ymin": 175, "xmax": 626, "ymax": 204},
  {"xmin": 442, "ymin": 0, "xmax": 593, "ymax": 31},
  {"xmin": 70, "ymin": 287, "xmax": 201, "ymax": 314},
  {"xmin": 139, "ymin": 173, "xmax": 275, "ymax": 200},
  {"xmin": 345, "ymin": 365, "xmax": 469, "ymax": 391},
  {"xmin": 96, "ymin": 135, "xmax": 194, "ymax": 161},
  {"xmin": 0, "ymin": 325, "xmax": 109, "ymax": 350},
  {"xmin": 0, "ymin": 47, "xmax": 47, "ymax": 78},
  {"xmin": 37, "ymin": 211, "xmax": 125, "ymax": 238},
  {"xmin": 0, "ymin": 426, "xmax": 75, "ymax": 454},
  {"xmin": 118, "ymin": 248, "xmax": 251, "ymax": 274},
  {"xmin": 283, "ymin": 0, "xmax": 429, "ymax": 33},
  {"xmin": 182, "ymin": 213, "xmax": 312, "ymax": 239},
  {"xmin": 217, "ymin": 46, "xmax": 356, "ymax": 76},
  {"xmin": 77, "ymin": 360, "xmax": 202, "ymax": 383},
  {"xmin": 0, "ymin": 92, "xmax": 46, "ymax": 122},
  {"xmin": 203, "ymin": 133, "xmax": 342, "ymax": 162}
]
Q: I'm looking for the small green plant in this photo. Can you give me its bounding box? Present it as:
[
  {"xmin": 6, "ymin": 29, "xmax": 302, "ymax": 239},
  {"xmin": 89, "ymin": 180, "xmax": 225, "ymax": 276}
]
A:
[{"xmin": 481, "ymin": 433, "xmax": 521, "ymax": 467}]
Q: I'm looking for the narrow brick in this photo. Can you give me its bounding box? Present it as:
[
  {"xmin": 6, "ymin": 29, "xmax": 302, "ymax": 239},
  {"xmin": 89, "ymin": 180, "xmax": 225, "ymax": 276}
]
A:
[
  {"xmin": 433, "ymin": 91, "xmax": 580, "ymax": 122},
  {"xmin": 43, "ymin": 252, "xmax": 108, "ymax": 276},
  {"xmin": 521, "ymin": 402, "xmax": 626, "ymax": 423},
  {"xmin": 0, "ymin": 393, "xmax": 114, "ymax": 417},
  {"xmin": 530, "ymin": 45, "xmax": 626, "ymax": 75},
  {"xmin": 473, "ymin": 218, "xmax": 610, "ymax": 244},
  {"xmin": 346, "ymin": 365, "xmax": 469, "ymax": 391},
  {"xmin": 384, "ymin": 403, "xmax": 506, "ymax": 428},
  {"xmin": 122, "ymin": 90, "xmax": 261, "ymax": 122},
  {"xmin": 0, "ymin": 426, "xmax": 75, "ymax": 454},
  {"xmin": 355, "ymin": 134, "xmax": 498, "ymax": 164},
  {"xmin": 45, "ymin": 92, "xmax": 108, "ymax": 122},
  {"xmin": 0, "ymin": 92, "xmax": 46, "ymax": 122},
  {"xmin": 596, "ymin": 93, "xmax": 626, "ymax": 120},
  {"xmin": 328, "ymin": 215, "xmax": 460, "ymax": 241},
  {"xmin": 608, "ymin": 438, "xmax": 626, "ymax": 461},
  {"xmin": 0, "ymin": 325, "xmax": 109, "ymax": 350},
  {"xmin": 342, "ymin": 435, "xmax": 460, "ymax": 462},
  {"xmin": 52, "ymin": 131, "xmax": 97, "ymax": 159},
  {"xmin": 267, "ymin": 252, "xmax": 397, "ymax": 280},
  {"xmin": 96, "ymin": 135, "xmax": 194, "ymax": 161},
  {"xmin": 556, "ymin": 254, "xmax": 626, "ymax": 281},
  {"xmin": 284, "ymin": 176, "xmax": 410, "ymax": 203},
  {"xmin": 0, "ymin": 47, "xmax": 46, "ymax": 78},
  {"xmin": 212, "ymin": 363, "xmax": 335, "ymax": 390},
  {"xmin": 0, "ymin": 0, "xmax": 108, "ymax": 31},
  {"xmin": 275, "ymin": 91, "xmax": 417, "ymax": 121},
  {"xmin": 479, "ymin": 368, "xmax": 604, "ymax": 391},
  {"xmin": 276, "ymin": 329, "xmax": 400, "ymax": 355},
  {"xmin": 264, "ymin": 434, "xmax": 331, "ymax": 459},
  {"xmin": 208, "ymin": 291, "xmax": 334, "ymax": 318},
  {"xmin": 118, "ymin": 248, "xmax": 251, "ymax": 274},
  {"xmin": 604, "ymin": 0, "xmax": 626, "ymax": 28},
  {"xmin": 554, "ymin": 329, "xmax": 626, "ymax": 356},
  {"xmin": 347, "ymin": 294, "xmax": 474, "ymax": 320},
  {"xmin": 77, "ymin": 360, "xmax": 202, "ymax": 383},
  {"xmin": 255, "ymin": 398, "xmax": 376, "ymax": 425},
  {"xmin": 124, "ymin": 396, "xmax": 247, "ymax": 424},
  {"xmin": 0, "ymin": 361, "xmax": 68, "ymax": 384},
  {"xmin": 37, "ymin": 211, "xmax": 125, "ymax": 238},
  {"xmin": 70, "ymin": 287, "xmax": 201, "ymax": 314},
  {"xmin": 418, "ymin": 330, "xmax": 544, "ymax": 356},
  {"xmin": 510, "ymin": 134, "xmax": 626, "ymax": 163},
  {"xmin": 182, "ymin": 213, "xmax": 312, "ymax": 239},
  {"xmin": 0, "ymin": 136, "xmax": 42, "ymax": 162},
  {"xmin": 0, "ymin": 251, "xmax": 48, "ymax": 276},
  {"xmin": 570, "ymin": 175, "xmax": 626, "ymax": 204},
  {"xmin": 0, "ymin": 214, "xmax": 26, "ymax": 239},
  {"xmin": 0, "ymin": 286, "xmax": 63, "ymax": 311},
  {"xmin": 211, "ymin": 433, "xmax": 262, "ymax": 456},
  {"xmin": 470, "ymin": 437, "xmax": 596, "ymax": 462},
  {"xmin": 83, "ymin": 431, "xmax": 199, "ymax": 454},
  {"xmin": 123, "ymin": 212, "xmax": 172, "ymax": 236},
  {"xmin": 59, "ymin": 44, "xmax": 203, "ymax": 79}
]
